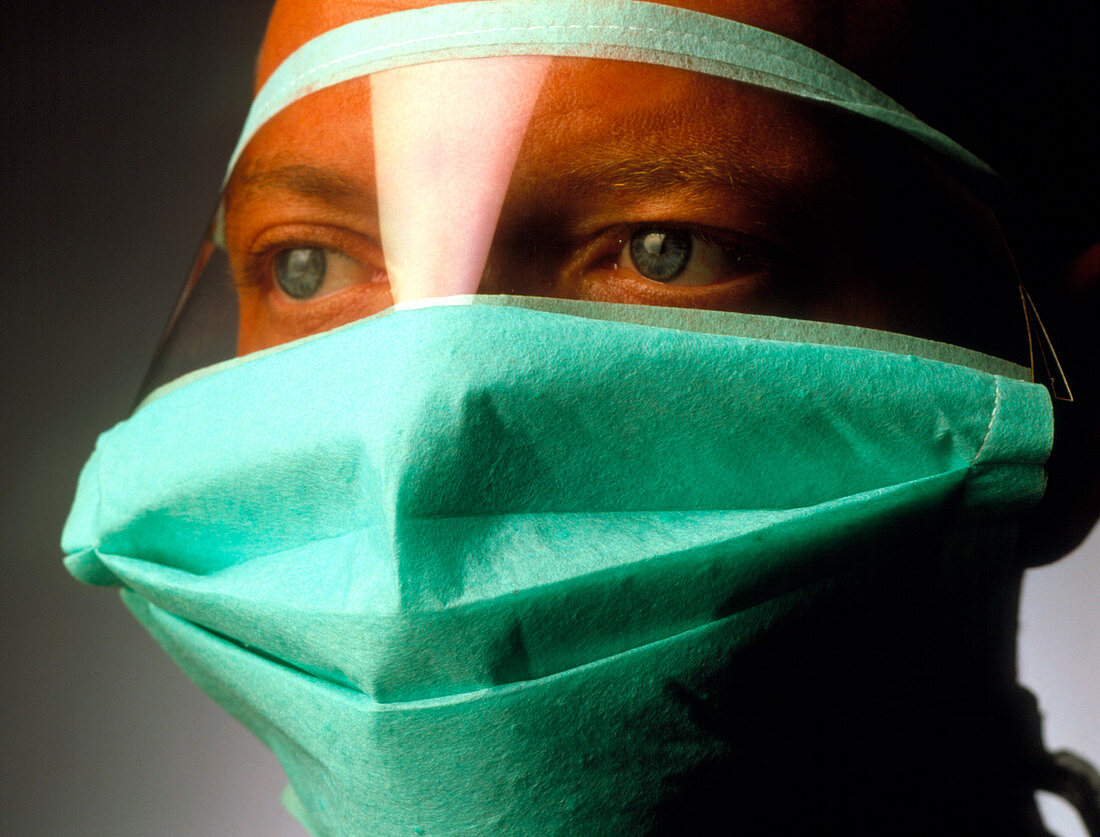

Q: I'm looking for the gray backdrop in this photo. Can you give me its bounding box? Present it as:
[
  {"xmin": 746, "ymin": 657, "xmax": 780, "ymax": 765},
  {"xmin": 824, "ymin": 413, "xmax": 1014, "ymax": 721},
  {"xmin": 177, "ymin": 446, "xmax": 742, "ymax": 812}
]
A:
[{"xmin": 3, "ymin": 2, "xmax": 1096, "ymax": 835}]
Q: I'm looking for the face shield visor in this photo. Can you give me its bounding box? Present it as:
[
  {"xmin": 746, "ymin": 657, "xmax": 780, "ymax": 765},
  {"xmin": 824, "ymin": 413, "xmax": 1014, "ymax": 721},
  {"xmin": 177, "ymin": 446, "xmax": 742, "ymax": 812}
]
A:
[{"xmin": 138, "ymin": 1, "xmax": 1032, "ymax": 402}]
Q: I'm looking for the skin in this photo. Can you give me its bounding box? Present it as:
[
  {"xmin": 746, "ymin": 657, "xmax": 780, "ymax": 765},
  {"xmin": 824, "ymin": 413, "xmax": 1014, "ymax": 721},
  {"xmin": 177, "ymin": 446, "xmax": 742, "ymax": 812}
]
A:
[{"xmin": 227, "ymin": 0, "xmax": 1097, "ymax": 555}]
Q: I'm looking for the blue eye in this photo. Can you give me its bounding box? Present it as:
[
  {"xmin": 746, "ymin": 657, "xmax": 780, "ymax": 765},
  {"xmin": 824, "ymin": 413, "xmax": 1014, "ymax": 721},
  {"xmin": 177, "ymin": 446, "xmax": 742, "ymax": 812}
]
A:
[
  {"xmin": 616, "ymin": 225, "xmax": 774, "ymax": 288},
  {"xmin": 628, "ymin": 228, "xmax": 692, "ymax": 282},
  {"xmin": 274, "ymin": 247, "xmax": 327, "ymax": 299}
]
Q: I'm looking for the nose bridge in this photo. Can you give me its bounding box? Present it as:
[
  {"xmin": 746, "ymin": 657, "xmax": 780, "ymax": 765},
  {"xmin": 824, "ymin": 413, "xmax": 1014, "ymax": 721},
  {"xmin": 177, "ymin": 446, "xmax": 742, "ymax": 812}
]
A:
[{"xmin": 371, "ymin": 55, "xmax": 551, "ymax": 303}]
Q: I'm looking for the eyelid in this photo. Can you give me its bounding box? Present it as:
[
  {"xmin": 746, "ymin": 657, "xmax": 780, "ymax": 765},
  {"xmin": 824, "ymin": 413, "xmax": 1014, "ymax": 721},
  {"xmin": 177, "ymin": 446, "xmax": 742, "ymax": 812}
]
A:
[
  {"xmin": 595, "ymin": 222, "xmax": 784, "ymax": 269},
  {"xmin": 653, "ymin": 223, "xmax": 781, "ymax": 259},
  {"xmin": 235, "ymin": 224, "xmax": 382, "ymax": 288}
]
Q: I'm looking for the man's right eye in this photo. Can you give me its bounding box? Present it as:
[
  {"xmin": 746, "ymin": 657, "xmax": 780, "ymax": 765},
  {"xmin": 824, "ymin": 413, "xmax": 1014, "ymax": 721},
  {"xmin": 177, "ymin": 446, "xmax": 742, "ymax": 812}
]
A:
[
  {"xmin": 266, "ymin": 245, "xmax": 384, "ymax": 302},
  {"xmin": 274, "ymin": 247, "xmax": 327, "ymax": 299}
]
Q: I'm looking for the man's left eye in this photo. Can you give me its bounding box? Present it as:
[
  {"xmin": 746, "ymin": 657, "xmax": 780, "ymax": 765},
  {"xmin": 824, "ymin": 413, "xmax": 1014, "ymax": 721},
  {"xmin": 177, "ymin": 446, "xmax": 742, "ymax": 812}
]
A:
[
  {"xmin": 619, "ymin": 226, "xmax": 766, "ymax": 286},
  {"xmin": 627, "ymin": 228, "xmax": 693, "ymax": 281}
]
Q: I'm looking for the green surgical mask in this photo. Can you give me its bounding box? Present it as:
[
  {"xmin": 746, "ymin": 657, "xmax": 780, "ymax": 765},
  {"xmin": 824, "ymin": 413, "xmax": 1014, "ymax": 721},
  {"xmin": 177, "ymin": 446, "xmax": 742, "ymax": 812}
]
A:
[{"xmin": 63, "ymin": 299, "xmax": 1052, "ymax": 835}]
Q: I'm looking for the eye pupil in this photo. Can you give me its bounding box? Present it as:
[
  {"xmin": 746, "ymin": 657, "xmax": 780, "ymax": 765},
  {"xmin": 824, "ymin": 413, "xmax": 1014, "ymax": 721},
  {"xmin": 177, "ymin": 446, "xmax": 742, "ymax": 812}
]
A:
[
  {"xmin": 274, "ymin": 247, "xmax": 327, "ymax": 299},
  {"xmin": 629, "ymin": 228, "xmax": 692, "ymax": 282}
]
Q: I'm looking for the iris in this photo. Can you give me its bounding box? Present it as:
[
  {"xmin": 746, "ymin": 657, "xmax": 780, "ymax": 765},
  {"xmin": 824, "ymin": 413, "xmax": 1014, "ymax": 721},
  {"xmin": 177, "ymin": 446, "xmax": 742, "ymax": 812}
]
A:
[
  {"xmin": 274, "ymin": 247, "xmax": 327, "ymax": 299},
  {"xmin": 628, "ymin": 228, "xmax": 693, "ymax": 282}
]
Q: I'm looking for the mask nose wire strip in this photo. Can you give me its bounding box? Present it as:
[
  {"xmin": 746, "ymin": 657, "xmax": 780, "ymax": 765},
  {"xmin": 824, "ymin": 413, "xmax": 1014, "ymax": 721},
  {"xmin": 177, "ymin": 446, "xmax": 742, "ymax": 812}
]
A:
[{"xmin": 225, "ymin": 0, "xmax": 995, "ymax": 185}]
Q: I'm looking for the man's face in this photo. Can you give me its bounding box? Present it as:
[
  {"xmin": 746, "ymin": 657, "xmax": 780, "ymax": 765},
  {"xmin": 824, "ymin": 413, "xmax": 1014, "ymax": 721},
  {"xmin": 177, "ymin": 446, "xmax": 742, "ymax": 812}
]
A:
[{"xmin": 226, "ymin": 0, "xmax": 1023, "ymax": 361}]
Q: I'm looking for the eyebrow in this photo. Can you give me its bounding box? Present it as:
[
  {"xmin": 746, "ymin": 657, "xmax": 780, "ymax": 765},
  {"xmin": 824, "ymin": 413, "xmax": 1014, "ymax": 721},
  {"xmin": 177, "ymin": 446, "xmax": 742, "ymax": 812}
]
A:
[
  {"xmin": 227, "ymin": 162, "xmax": 376, "ymax": 216},
  {"xmin": 229, "ymin": 145, "xmax": 823, "ymax": 231},
  {"xmin": 552, "ymin": 148, "xmax": 806, "ymax": 204}
]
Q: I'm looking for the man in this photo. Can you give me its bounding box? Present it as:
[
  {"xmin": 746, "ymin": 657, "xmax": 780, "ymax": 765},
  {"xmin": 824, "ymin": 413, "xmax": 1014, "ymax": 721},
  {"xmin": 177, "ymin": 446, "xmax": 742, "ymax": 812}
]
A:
[{"xmin": 64, "ymin": 1, "xmax": 1098, "ymax": 833}]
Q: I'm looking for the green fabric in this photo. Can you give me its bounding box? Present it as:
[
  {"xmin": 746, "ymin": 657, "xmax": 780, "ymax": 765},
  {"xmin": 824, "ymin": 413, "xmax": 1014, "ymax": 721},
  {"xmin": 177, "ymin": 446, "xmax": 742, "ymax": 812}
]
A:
[
  {"xmin": 407, "ymin": 295, "xmax": 1033, "ymax": 380},
  {"xmin": 227, "ymin": 0, "xmax": 994, "ymax": 184},
  {"xmin": 138, "ymin": 295, "xmax": 1031, "ymax": 412},
  {"xmin": 63, "ymin": 302, "xmax": 1052, "ymax": 834}
]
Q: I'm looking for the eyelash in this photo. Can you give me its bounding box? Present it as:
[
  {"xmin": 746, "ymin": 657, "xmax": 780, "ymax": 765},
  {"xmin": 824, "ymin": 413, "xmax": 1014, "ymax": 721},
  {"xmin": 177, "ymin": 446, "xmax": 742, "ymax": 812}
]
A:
[
  {"xmin": 604, "ymin": 223, "xmax": 780, "ymax": 272},
  {"xmin": 236, "ymin": 244, "xmax": 296, "ymax": 289},
  {"xmin": 234, "ymin": 227, "xmax": 374, "ymax": 290},
  {"xmin": 232, "ymin": 221, "xmax": 780, "ymax": 299}
]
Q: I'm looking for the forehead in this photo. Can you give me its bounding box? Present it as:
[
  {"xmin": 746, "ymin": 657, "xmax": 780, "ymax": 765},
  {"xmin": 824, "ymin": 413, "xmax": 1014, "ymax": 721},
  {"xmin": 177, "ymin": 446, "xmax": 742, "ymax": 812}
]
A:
[
  {"xmin": 231, "ymin": 58, "xmax": 835, "ymax": 206},
  {"xmin": 520, "ymin": 60, "xmax": 834, "ymax": 196}
]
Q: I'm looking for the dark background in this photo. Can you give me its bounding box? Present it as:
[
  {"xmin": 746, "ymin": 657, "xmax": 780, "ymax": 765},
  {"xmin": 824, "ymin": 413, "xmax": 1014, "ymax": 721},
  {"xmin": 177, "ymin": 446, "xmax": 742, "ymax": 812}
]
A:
[
  {"xmin": 3, "ymin": 3, "xmax": 300, "ymax": 834},
  {"xmin": 1, "ymin": 2, "xmax": 1096, "ymax": 834}
]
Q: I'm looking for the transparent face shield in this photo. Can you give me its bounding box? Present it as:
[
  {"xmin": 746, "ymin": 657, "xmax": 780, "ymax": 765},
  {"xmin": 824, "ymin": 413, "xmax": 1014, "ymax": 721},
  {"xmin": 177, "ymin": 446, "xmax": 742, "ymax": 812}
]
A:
[{"xmin": 139, "ymin": 49, "xmax": 1033, "ymax": 402}]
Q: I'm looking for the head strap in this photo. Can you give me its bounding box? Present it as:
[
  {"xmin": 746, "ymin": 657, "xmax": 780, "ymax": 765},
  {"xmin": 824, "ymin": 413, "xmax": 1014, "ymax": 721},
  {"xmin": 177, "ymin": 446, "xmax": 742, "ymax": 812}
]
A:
[{"xmin": 228, "ymin": 0, "xmax": 996, "ymax": 183}]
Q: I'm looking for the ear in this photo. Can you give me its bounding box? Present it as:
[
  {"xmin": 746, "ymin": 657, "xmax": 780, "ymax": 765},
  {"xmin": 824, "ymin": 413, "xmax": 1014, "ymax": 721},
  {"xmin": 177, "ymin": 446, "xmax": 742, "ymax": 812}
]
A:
[{"xmin": 1020, "ymin": 243, "xmax": 1100, "ymax": 565}]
